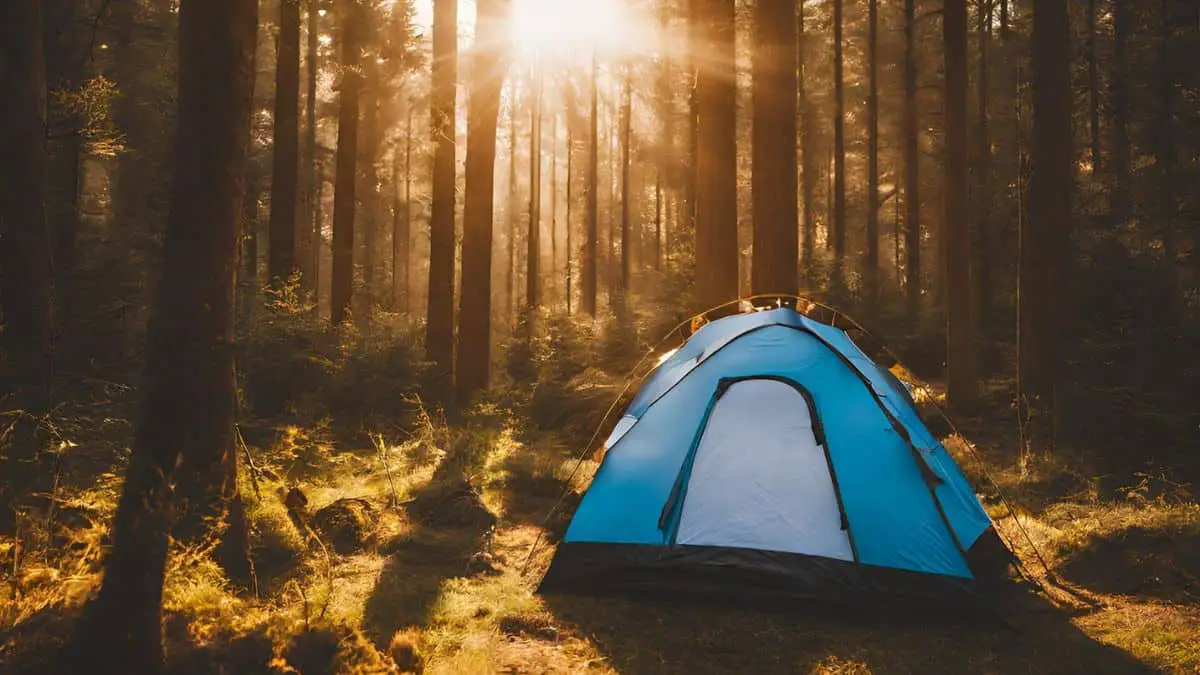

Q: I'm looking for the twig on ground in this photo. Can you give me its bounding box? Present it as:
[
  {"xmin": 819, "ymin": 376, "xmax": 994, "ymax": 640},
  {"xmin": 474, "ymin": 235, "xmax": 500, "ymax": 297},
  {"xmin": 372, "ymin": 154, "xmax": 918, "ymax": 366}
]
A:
[
  {"xmin": 373, "ymin": 433, "xmax": 400, "ymax": 507},
  {"xmin": 235, "ymin": 424, "xmax": 263, "ymax": 500}
]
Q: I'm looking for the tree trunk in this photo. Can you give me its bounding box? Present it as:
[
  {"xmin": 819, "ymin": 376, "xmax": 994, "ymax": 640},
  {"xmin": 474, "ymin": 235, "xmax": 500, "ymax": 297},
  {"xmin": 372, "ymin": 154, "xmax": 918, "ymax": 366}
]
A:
[
  {"xmin": 1087, "ymin": 0, "xmax": 1100, "ymax": 175},
  {"xmin": 694, "ymin": 0, "xmax": 739, "ymax": 310},
  {"xmin": 526, "ymin": 62, "xmax": 543, "ymax": 310},
  {"xmin": 268, "ymin": 0, "xmax": 300, "ymax": 286},
  {"xmin": 331, "ymin": 0, "xmax": 362, "ymax": 325},
  {"xmin": 426, "ymin": 0, "xmax": 458, "ymax": 386},
  {"xmin": 943, "ymin": 0, "xmax": 977, "ymax": 409},
  {"xmin": 865, "ymin": 0, "xmax": 880, "ymax": 299},
  {"xmin": 685, "ymin": 0, "xmax": 699, "ymax": 248},
  {"xmin": 619, "ymin": 67, "xmax": 633, "ymax": 297},
  {"xmin": 302, "ymin": 0, "xmax": 320, "ymax": 291},
  {"xmin": 903, "ymin": 0, "xmax": 921, "ymax": 315},
  {"xmin": 566, "ymin": 92, "xmax": 575, "ymax": 312},
  {"xmin": 0, "ymin": 0, "xmax": 53, "ymax": 394},
  {"xmin": 507, "ymin": 92, "xmax": 518, "ymax": 320},
  {"xmin": 975, "ymin": 0, "xmax": 994, "ymax": 342},
  {"xmin": 1019, "ymin": 0, "xmax": 1071, "ymax": 447},
  {"xmin": 455, "ymin": 0, "xmax": 504, "ymax": 401},
  {"xmin": 798, "ymin": 1, "xmax": 815, "ymax": 281},
  {"xmin": 582, "ymin": 55, "xmax": 599, "ymax": 316},
  {"xmin": 751, "ymin": 0, "xmax": 798, "ymax": 297},
  {"xmin": 83, "ymin": 0, "xmax": 257, "ymax": 669},
  {"xmin": 550, "ymin": 113, "xmax": 559, "ymax": 300},
  {"xmin": 1110, "ymin": 0, "xmax": 1130, "ymax": 225},
  {"xmin": 393, "ymin": 102, "xmax": 412, "ymax": 312},
  {"xmin": 1156, "ymin": 0, "xmax": 1176, "ymax": 297},
  {"xmin": 831, "ymin": 0, "xmax": 847, "ymax": 264},
  {"xmin": 359, "ymin": 57, "xmax": 381, "ymax": 315}
]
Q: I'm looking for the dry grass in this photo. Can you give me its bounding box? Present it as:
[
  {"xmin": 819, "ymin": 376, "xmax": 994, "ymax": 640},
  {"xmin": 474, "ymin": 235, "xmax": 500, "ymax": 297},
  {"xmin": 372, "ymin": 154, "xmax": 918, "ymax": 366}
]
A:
[{"xmin": 2, "ymin": 371, "xmax": 1198, "ymax": 674}]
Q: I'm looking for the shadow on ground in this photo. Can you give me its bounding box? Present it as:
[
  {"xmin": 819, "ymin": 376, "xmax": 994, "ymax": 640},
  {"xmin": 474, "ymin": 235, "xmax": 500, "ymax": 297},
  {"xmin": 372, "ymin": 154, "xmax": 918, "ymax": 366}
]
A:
[
  {"xmin": 542, "ymin": 587, "xmax": 1157, "ymax": 675},
  {"xmin": 1059, "ymin": 525, "xmax": 1200, "ymax": 604}
]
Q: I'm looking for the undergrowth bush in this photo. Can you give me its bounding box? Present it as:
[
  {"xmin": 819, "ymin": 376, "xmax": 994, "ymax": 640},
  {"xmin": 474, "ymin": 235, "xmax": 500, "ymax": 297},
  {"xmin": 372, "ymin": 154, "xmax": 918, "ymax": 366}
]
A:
[{"xmin": 239, "ymin": 282, "xmax": 429, "ymax": 426}]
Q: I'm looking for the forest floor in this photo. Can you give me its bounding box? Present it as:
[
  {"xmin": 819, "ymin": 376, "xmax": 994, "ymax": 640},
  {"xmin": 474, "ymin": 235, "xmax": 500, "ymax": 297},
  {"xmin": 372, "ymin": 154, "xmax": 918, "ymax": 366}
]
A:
[{"xmin": 1, "ymin": 366, "xmax": 1199, "ymax": 674}]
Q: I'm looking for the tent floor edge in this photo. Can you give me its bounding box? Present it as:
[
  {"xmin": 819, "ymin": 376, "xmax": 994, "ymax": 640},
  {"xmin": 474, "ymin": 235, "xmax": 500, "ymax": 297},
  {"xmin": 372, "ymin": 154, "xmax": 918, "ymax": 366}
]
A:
[{"xmin": 539, "ymin": 542, "xmax": 998, "ymax": 615}]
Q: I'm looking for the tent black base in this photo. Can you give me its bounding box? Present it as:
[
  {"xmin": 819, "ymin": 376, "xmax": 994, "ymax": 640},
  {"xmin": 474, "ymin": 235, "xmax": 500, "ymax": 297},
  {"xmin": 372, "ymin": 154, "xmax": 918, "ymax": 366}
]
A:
[{"xmin": 539, "ymin": 538, "xmax": 1011, "ymax": 614}]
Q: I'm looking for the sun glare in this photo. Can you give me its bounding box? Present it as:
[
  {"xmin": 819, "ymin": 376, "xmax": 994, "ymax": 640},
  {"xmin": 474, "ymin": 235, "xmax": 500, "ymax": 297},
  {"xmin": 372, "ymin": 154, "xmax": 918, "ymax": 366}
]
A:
[{"xmin": 510, "ymin": 0, "xmax": 633, "ymax": 60}]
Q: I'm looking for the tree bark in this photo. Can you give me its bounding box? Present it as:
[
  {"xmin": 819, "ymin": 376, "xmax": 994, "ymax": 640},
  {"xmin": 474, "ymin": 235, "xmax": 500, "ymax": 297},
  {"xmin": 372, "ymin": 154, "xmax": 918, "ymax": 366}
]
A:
[
  {"xmin": 507, "ymin": 91, "xmax": 518, "ymax": 320},
  {"xmin": 695, "ymin": 0, "xmax": 739, "ymax": 310},
  {"xmin": 903, "ymin": 0, "xmax": 921, "ymax": 315},
  {"xmin": 831, "ymin": 0, "xmax": 847, "ymax": 264},
  {"xmin": 798, "ymin": 1, "xmax": 815, "ymax": 281},
  {"xmin": 865, "ymin": 0, "xmax": 880, "ymax": 299},
  {"xmin": 619, "ymin": 67, "xmax": 633, "ymax": 297},
  {"xmin": 301, "ymin": 0, "xmax": 320, "ymax": 291},
  {"xmin": 566, "ymin": 90, "xmax": 575, "ymax": 312},
  {"xmin": 582, "ymin": 56, "xmax": 599, "ymax": 316},
  {"xmin": 1110, "ymin": 0, "xmax": 1130, "ymax": 225},
  {"xmin": 1087, "ymin": 0, "xmax": 1100, "ymax": 175},
  {"xmin": 331, "ymin": 0, "xmax": 362, "ymax": 325},
  {"xmin": 1019, "ymin": 0, "xmax": 1072, "ymax": 446},
  {"xmin": 751, "ymin": 0, "xmax": 798, "ymax": 297},
  {"xmin": 455, "ymin": 0, "xmax": 504, "ymax": 401},
  {"xmin": 0, "ymin": 0, "xmax": 53, "ymax": 394},
  {"xmin": 83, "ymin": 0, "xmax": 257, "ymax": 669},
  {"xmin": 426, "ymin": 0, "xmax": 458, "ymax": 387},
  {"xmin": 268, "ymin": 0, "xmax": 301, "ymax": 286},
  {"xmin": 526, "ymin": 62, "xmax": 543, "ymax": 310},
  {"xmin": 359, "ymin": 56, "xmax": 381, "ymax": 314},
  {"xmin": 393, "ymin": 102, "xmax": 413, "ymax": 312},
  {"xmin": 944, "ymin": 0, "xmax": 977, "ymax": 408},
  {"xmin": 976, "ymin": 0, "xmax": 993, "ymax": 334},
  {"xmin": 1156, "ymin": 0, "xmax": 1176, "ymax": 296}
]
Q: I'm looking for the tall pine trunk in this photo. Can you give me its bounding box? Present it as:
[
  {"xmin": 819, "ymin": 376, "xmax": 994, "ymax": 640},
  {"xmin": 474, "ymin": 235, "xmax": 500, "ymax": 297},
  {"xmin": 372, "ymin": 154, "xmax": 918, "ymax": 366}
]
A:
[
  {"xmin": 798, "ymin": 2, "xmax": 815, "ymax": 281},
  {"xmin": 943, "ymin": 0, "xmax": 977, "ymax": 409},
  {"xmin": 331, "ymin": 0, "xmax": 362, "ymax": 325},
  {"xmin": 426, "ymin": 0, "xmax": 458, "ymax": 387},
  {"xmin": 302, "ymin": 0, "xmax": 320, "ymax": 290},
  {"xmin": 526, "ymin": 63, "xmax": 543, "ymax": 310},
  {"xmin": 393, "ymin": 103, "xmax": 413, "ymax": 312},
  {"xmin": 456, "ymin": 0, "xmax": 504, "ymax": 401},
  {"xmin": 865, "ymin": 0, "xmax": 880, "ymax": 299},
  {"xmin": 619, "ymin": 67, "xmax": 633, "ymax": 297},
  {"xmin": 83, "ymin": 0, "xmax": 257, "ymax": 669},
  {"xmin": 976, "ymin": 0, "xmax": 993, "ymax": 333},
  {"xmin": 751, "ymin": 0, "xmax": 798, "ymax": 296},
  {"xmin": 359, "ymin": 58, "xmax": 381, "ymax": 314},
  {"xmin": 831, "ymin": 0, "xmax": 846, "ymax": 266},
  {"xmin": 268, "ymin": 0, "xmax": 300, "ymax": 286},
  {"xmin": 0, "ymin": 0, "xmax": 53, "ymax": 394},
  {"xmin": 1087, "ymin": 0, "xmax": 1100, "ymax": 175},
  {"xmin": 582, "ymin": 56, "xmax": 599, "ymax": 315},
  {"xmin": 903, "ymin": 0, "xmax": 921, "ymax": 315},
  {"xmin": 1110, "ymin": 0, "xmax": 1130, "ymax": 225},
  {"xmin": 695, "ymin": 0, "xmax": 739, "ymax": 310},
  {"xmin": 507, "ymin": 93, "xmax": 518, "ymax": 320},
  {"xmin": 1019, "ymin": 0, "xmax": 1071, "ymax": 448}
]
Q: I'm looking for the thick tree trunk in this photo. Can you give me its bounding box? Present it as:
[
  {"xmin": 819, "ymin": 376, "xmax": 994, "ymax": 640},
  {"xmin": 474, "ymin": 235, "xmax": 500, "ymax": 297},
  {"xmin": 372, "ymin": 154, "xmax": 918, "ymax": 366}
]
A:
[
  {"xmin": 1110, "ymin": 0, "xmax": 1130, "ymax": 225},
  {"xmin": 455, "ymin": 0, "xmax": 504, "ymax": 401},
  {"xmin": 0, "ymin": 0, "xmax": 53, "ymax": 394},
  {"xmin": 582, "ymin": 56, "xmax": 599, "ymax": 316},
  {"xmin": 526, "ymin": 63, "xmax": 543, "ymax": 310},
  {"xmin": 798, "ymin": 2, "xmax": 815, "ymax": 281},
  {"xmin": 751, "ymin": 0, "xmax": 798, "ymax": 297},
  {"xmin": 83, "ymin": 0, "xmax": 257, "ymax": 670},
  {"xmin": 268, "ymin": 0, "xmax": 300, "ymax": 286},
  {"xmin": 694, "ymin": 0, "xmax": 739, "ymax": 310},
  {"xmin": 903, "ymin": 0, "xmax": 921, "ymax": 315},
  {"xmin": 865, "ymin": 0, "xmax": 880, "ymax": 299},
  {"xmin": 426, "ymin": 0, "xmax": 458, "ymax": 387},
  {"xmin": 831, "ymin": 0, "xmax": 846, "ymax": 264},
  {"xmin": 1019, "ymin": 0, "xmax": 1071, "ymax": 447},
  {"xmin": 1156, "ymin": 0, "xmax": 1176, "ymax": 296},
  {"xmin": 943, "ymin": 0, "xmax": 977, "ymax": 409},
  {"xmin": 331, "ymin": 0, "xmax": 362, "ymax": 325}
]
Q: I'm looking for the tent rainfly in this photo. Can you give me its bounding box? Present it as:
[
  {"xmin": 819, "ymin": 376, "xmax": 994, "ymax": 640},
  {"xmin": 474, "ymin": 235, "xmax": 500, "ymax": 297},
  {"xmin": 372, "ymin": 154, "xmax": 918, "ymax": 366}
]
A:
[{"xmin": 539, "ymin": 305, "xmax": 1012, "ymax": 605}]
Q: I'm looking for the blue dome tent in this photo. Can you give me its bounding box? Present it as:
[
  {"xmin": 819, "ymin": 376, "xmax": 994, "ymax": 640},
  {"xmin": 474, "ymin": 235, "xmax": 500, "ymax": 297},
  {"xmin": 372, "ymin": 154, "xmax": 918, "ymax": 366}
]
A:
[{"xmin": 538, "ymin": 301, "xmax": 1012, "ymax": 605}]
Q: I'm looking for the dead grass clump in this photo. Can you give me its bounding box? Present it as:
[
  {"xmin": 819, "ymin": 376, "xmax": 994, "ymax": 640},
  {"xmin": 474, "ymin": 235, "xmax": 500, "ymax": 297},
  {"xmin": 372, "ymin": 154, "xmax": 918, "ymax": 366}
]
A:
[
  {"xmin": 389, "ymin": 628, "xmax": 426, "ymax": 673},
  {"xmin": 407, "ymin": 476, "xmax": 497, "ymax": 530},
  {"xmin": 497, "ymin": 611, "xmax": 561, "ymax": 641},
  {"xmin": 312, "ymin": 497, "xmax": 378, "ymax": 555}
]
